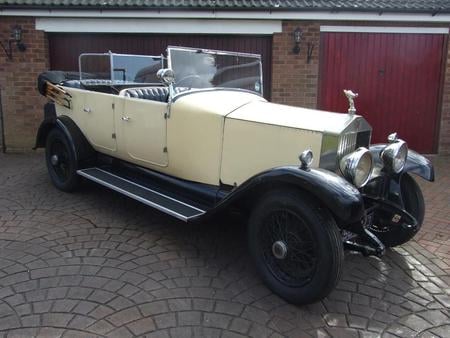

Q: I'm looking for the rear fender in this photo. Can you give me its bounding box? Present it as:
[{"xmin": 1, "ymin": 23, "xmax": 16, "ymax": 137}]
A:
[
  {"xmin": 34, "ymin": 105, "xmax": 95, "ymax": 164},
  {"xmin": 34, "ymin": 102, "xmax": 57, "ymax": 149}
]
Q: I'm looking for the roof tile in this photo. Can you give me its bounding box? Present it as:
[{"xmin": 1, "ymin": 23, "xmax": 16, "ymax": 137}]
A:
[{"xmin": 1, "ymin": 0, "xmax": 449, "ymax": 13}]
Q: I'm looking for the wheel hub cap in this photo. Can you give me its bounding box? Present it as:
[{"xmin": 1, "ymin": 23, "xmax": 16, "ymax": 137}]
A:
[
  {"xmin": 50, "ymin": 154, "xmax": 59, "ymax": 166},
  {"xmin": 272, "ymin": 240, "xmax": 288, "ymax": 260}
]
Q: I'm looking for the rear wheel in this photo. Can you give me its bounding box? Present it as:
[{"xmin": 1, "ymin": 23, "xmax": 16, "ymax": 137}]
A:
[
  {"xmin": 248, "ymin": 189, "xmax": 344, "ymax": 304},
  {"xmin": 45, "ymin": 128, "xmax": 80, "ymax": 192},
  {"xmin": 369, "ymin": 174, "xmax": 425, "ymax": 247}
]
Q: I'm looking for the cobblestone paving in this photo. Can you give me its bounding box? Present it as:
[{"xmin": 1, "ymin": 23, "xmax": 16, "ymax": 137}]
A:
[
  {"xmin": 0, "ymin": 153, "xmax": 449, "ymax": 338},
  {"xmin": 415, "ymin": 156, "xmax": 450, "ymax": 277}
]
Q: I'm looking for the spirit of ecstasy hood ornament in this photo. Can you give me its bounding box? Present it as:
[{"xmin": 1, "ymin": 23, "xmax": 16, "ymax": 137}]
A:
[{"xmin": 343, "ymin": 89, "xmax": 358, "ymax": 115}]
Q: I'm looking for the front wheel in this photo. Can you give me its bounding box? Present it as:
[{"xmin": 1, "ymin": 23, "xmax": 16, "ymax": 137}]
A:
[
  {"xmin": 369, "ymin": 174, "xmax": 425, "ymax": 247},
  {"xmin": 45, "ymin": 128, "xmax": 80, "ymax": 192},
  {"xmin": 248, "ymin": 189, "xmax": 344, "ymax": 305}
]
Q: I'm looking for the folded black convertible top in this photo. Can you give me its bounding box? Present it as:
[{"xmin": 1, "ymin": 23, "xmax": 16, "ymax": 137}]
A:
[{"xmin": 37, "ymin": 71, "xmax": 80, "ymax": 96}]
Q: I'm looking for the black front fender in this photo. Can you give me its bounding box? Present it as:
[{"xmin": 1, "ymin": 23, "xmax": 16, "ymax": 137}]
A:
[
  {"xmin": 369, "ymin": 144, "xmax": 434, "ymax": 181},
  {"xmin": 207, "ymin": 166, "xmax": 365, "ymax": 226}
]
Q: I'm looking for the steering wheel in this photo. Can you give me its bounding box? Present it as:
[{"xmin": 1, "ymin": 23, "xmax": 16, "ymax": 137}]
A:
[{"xmin": 176, "ymin": 74, "xmax": 202, "ymax": 88}]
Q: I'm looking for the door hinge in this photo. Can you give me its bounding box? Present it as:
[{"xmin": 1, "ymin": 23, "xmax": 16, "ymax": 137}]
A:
[
  {"xmin": 112, "ymin": 103, "xmax": 115, "ymax": 110},
  {"xmin": 112, "ymin": 133, "xmax": 116, "ymax": 139},
  {"xmin": 165, "ymin": 104, "xmax": 171, "ymax": 119},
  {"xmin": 163, "ymin": 147, "xmax": 168, "ymax": 153}
]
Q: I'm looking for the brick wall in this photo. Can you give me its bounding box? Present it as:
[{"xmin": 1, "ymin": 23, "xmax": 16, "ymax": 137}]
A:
[
  {"xmin": 271, "ymin": 21, "xmax": 320, "ymax": 109},
  {"xmin": 440, "ymin": 40, "xmax": 450, "ymax": 155},
  {"xmin": 271, "ymin": 21, "xmax": 450, "ymax": 154},
  {"xmin": 0, "ymin": 17, "xmax": 48, "ymax": 152}
]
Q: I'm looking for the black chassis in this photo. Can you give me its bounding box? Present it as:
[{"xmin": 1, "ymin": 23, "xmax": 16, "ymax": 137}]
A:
[{"xmin": 35, "ymin": 103, "xmax": 434, "ymax": 257}]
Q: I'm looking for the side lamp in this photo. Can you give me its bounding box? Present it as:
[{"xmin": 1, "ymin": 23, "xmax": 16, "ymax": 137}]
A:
[
  {"xmin": 292, "ymin": 27, "xmax": 302, "ymax": 54},
  {"xmin": 1, "ymin": 25, "xmax": 27, "ymax": 60}
]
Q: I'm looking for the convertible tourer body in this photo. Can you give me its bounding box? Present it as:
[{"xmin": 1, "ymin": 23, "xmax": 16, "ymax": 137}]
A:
[{"xmin": 35, "ymin": 46, "xmax": 434, "ymax": 304}]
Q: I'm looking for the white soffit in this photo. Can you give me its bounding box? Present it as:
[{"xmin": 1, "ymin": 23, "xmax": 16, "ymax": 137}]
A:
[
  {"xmin": 321, "ymin": 26, "xmax": 449, "ymax": 34},
  {"xmin": 3, "ymin": 10, "xmax": 450, "ymax": 23},
  {"xmin": 35, "ymin": 18, "xmax": 282, "ymax": 34}
]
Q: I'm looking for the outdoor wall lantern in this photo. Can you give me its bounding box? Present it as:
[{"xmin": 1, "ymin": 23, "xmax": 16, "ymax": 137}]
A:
[
  {"xmin": 0, "ymin": 25, "xmax": 27, "ymax": 60},
  {"xmin": 293, "ymin": 27, "xmax": 303, "ymax": 54}
]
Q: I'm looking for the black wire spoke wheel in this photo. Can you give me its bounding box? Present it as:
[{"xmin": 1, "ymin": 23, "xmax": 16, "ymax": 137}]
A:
[
  {"xmin": 49, "ymin": 139, "xmax": 70, "ymax": 182},
  {"xmin": 45, "ymin": 128, "xmax": 80, "ymax": 192},
  {"xmin": 260, "ymin": 209, "xmax": 318, "ymax": 287},
  {"xmin": 248, "ymin": 189, "xmax": 344, "ymax": 305}
]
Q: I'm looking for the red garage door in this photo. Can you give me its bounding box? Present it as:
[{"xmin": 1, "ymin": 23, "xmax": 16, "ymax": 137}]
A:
[
  {"xmin": 48, "ymin": 33, "xmax": 272, "ymax": 99},
  {"xmin": 318, "ymin": 31, "xmax": 446, "ymax": 153}
]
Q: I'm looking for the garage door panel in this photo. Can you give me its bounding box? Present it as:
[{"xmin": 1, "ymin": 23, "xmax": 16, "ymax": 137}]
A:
[
  {"xmin": 48, "ymin": 33, "xmax": 272, "ymax": 99},
  {"xmin": 319, "ymin": 32, "xmax": 444, "ymax": 153}
]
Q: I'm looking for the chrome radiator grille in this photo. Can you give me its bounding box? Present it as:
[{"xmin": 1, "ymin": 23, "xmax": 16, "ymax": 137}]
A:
[
  {"xmin": 337, "ymin": 132, "xmax": 357, "ymax": 158},
  {"xmin": 319, "ymin": 117, "xmax": 372, "ymax": 170},
  {"xmin": 338, "ymin": 130, "xmax": 372, "ymax": 159}
]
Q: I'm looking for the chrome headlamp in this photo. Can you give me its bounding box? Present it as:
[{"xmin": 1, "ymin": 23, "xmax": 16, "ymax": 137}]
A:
[
  {"xmin": 381, "ymin": 139, "xmax": 408, "ymax": 174},
  {"xmin": 339, "ymin": 147, "xmax": 373, "ymax": 188}
]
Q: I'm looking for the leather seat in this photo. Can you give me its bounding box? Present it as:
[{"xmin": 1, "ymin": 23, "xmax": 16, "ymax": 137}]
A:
[
  {"xmin": 62, "ymin": 80, "xmax": 82, "ymax": 88},
  {"xmin": 124, "ymin": 87, "xmax": 169, "ymax": 102},
  {"xmin": 82, "ymin": 79, "xmax": 113, "ymax": 86}
]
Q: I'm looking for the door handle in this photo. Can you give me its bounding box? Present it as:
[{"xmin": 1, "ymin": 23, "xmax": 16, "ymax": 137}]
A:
[
  {"xmin": 83, "ymin": 107, "xmax": 92, "ymax": 113},
  {"xmin": 122, "ymin": 116, "xmax": 131, "ymax": 122}
]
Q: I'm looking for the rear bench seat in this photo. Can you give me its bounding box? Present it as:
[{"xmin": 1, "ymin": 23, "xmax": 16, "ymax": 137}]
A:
[
  {"xmin": 123, "ymin": 87, "xmax": 169, "ymax": 102},
  {"xmin": 60, "ymin": 80, "xmax": 189, "ymax": 102},
  {"xmin": 61, "ymin": 80, "xmax": 169, "ymax": 100}
]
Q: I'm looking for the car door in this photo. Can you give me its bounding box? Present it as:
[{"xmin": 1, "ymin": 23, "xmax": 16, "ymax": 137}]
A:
[
  {"xmin": 119, "ymin": 96, "xmax": 168, "ymax": 167},
  {"xmin": 83, "ymin": 91, "xmax": 117, "ymax": 153}
]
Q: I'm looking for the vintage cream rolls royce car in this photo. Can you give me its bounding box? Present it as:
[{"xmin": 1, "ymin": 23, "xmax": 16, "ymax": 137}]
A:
[{"xmin": 36, "ymin": 46, "xmax": 434, "ymax": 305}]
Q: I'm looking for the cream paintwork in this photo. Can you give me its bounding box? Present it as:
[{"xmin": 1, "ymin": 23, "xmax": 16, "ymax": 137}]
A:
[
  {"xmin": 57, "ymin": 88, "xmax": 118, "ymax": 157},
  {"xmin": 228, "ymin": 101, "xmax": 358, "ymax": 135},
  {"xmin": 83, "ymin": 91, "xmax": 117, "ymax": 152},
  {"xmin": 57, "ymin": 87, "xmax": 264, "ymax": 185},
  {"xmin": 220, "ymin": 119, "xmax": 323, "ymax": 185},
  {"xmin": 55, "ymin": 87, "xmax": 85, "ymax": 129},
  {"xmin": 165, "ymin": 91, "xmax": 265, "ymax": 184},
  {"xmin": 119, "ymin": 96, "xmax": 168, "ymax": 167},
  {"xmin": 56, "ymin": 86, "xmax": 356, "ymax": 187},
  {"xmin": 220, "ymin": 100, "xmax": 361, "ymax": 184}
]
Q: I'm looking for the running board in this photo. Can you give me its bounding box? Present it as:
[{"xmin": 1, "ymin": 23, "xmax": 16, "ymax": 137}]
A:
[{"xmin": 77, "ymin": 167, "xmax": 206, "ymax": 221}]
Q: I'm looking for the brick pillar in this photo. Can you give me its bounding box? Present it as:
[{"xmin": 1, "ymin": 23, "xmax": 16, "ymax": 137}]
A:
[
  {"xmin": 0, "ymin": 17, "xmax": 48, "ymax": 152},
  {"xmin": 271, "ymin": 21, "xmax": 320, "ymax": 109},
  {"xmin": 439, "ymin": 36, "xmax": 450, "ymax": 154}
]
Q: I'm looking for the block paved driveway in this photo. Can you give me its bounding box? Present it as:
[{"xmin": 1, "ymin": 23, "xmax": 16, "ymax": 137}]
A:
[{"xmin": 0, "ymin": 153, "xmax": 449, "ymax": 338}]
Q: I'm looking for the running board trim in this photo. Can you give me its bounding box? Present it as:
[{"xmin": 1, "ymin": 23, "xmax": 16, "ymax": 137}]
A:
[{"xmin": 77, "ymin": 167, "xmax": 205, "ymax": 222}]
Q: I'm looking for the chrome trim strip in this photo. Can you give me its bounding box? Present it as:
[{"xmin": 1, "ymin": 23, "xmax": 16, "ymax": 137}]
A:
[
  {"xmin": 77, "ymin": 169, "xmax": 204, "ymax": 221},
  {"xmin": 167, "ymin": 46, "xmax": 262, "ymax": 59},
  {"xmin": 94, "ymin": 168, "xmax": 205, "ymax": 213}
]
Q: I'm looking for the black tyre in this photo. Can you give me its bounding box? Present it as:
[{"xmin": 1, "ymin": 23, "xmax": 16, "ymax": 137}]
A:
[
  {"xmin": 45, "ymin": 128, "xmax": 80, "ymax": 192},
  {"xmin": 248, "ymin": 189, "xmax": 344, "ymax": 305},
  {"xmin": 369, "ymin": 174, "xmax": 425, "ymax": 247}
]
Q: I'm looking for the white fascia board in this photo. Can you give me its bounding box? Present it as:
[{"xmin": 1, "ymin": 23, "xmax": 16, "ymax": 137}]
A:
[
  {"xmin": 321, "ymin": 26, "xmax": 449, "ymax": 34},
  {"xmin": 35, "ymin": 18, "xmax": 281, "ymax": 34},
  {"xmin": 2, "ymin": 9, "xmax": 450, "ymax": 23}
]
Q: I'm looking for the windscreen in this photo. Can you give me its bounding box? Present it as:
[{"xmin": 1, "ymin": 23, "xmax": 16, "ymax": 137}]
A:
[
  {"xmin": 79, "ymin": 53, "xmax": 162, "ymax": 85},
  {"xmin": 168, "ymin": 47, "xmax": 263, "ymax": 95},
  {"xmin": 79, "ymin": 54, "xmax": 110, "ymax": 81},
  {"xmin": 112, "ymin": 54, "xmax": 162, "ymax": 84}
]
